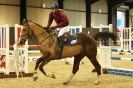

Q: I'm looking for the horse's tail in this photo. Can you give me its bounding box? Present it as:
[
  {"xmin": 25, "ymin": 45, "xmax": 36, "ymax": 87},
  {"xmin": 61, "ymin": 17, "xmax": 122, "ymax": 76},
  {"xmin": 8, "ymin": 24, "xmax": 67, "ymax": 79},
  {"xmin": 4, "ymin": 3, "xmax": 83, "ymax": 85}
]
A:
[
  {"xmin": 77, "ymin": 32, "xmax": 97, "ymax": 48},
  {"xmin": 92, "ymin": 32, "xmax": 118, "ymax": 45}
]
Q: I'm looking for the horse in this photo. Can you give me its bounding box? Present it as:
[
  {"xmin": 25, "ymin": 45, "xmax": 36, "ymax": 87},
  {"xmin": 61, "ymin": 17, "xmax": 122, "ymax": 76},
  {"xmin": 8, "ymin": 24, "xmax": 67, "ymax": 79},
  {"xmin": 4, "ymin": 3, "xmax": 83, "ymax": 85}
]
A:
[{"xmin": 19, "ymin": 19, "xmax": 117, "ymax": 85}]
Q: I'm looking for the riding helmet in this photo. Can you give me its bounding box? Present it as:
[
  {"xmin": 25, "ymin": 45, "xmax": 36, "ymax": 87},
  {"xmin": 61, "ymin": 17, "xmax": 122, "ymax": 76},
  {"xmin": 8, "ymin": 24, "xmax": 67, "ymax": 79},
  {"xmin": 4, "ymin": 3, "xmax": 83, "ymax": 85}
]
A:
[{"xmin": 51, "ymin": 2, "xmax": 59, "ymax": 9}]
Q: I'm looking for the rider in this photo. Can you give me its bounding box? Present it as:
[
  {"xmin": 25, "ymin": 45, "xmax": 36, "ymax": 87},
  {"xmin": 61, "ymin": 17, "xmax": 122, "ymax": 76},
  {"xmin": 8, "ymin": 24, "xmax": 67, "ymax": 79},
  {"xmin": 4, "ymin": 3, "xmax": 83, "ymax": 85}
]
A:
[{"xmin": 47, "ymin": 2, "xmax": 69, "ymax": 53}]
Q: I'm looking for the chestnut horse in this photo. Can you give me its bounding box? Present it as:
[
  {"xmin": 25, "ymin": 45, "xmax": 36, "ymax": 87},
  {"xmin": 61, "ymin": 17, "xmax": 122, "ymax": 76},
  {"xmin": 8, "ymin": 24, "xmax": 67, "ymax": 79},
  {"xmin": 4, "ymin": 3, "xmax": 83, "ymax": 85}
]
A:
[{"xmin": 19, "ymin": 19, "xmax": 117, "ymax": 85}]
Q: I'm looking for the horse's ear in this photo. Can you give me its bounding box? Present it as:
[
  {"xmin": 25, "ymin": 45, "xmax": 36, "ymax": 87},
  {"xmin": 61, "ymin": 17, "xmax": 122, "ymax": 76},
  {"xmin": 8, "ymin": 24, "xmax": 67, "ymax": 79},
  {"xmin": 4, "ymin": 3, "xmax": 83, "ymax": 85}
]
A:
[{"xmin": 22, "ymin": 18, "xmax": 28, "ymax": 25}]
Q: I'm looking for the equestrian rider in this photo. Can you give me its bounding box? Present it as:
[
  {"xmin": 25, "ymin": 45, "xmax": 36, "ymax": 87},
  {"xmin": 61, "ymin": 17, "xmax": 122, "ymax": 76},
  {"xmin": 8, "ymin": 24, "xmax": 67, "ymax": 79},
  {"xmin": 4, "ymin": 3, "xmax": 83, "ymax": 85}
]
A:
[{"xmin": 46, "ymin": 2, "xmax": 69, "ymax": 53}]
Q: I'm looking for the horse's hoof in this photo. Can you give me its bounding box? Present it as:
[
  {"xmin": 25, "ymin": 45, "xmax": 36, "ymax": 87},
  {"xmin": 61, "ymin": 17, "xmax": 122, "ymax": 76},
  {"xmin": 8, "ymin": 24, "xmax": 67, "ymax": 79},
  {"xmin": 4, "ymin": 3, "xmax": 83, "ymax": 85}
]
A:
[
  {"xmin": 81, "ymin": 61, "xmax": 84, "ymax": 64},
  {"xmin": 51, "ymin": 74, "xmax": 56, "ymax": 79},
  {"xmin": 63, "ymin": 81, "xmax": 70, "ymax": 85},
  {"xmin": 119, "ymin": 52, "xmax": 124, "ymax": 55},
  {"xmin": 33, "ymin": 76, "xmax": 38, "ymax": 81},
  {"xmin": 92, "ymin": 69, "xmax": 96, "ymax": 72},
  {"xmin": 94, "ymin": 80, "xmax": 101, "ymax": 85},
  {"xmin": 65, "ymin": 61, "xmax": 69, "ymax": 65}
]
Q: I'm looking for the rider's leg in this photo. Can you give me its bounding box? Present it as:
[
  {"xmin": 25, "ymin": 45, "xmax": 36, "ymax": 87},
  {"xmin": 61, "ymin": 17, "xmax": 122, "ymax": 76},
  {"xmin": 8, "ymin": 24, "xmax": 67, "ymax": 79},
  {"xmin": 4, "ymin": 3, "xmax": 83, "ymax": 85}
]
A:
[
  {"xmin": 56, "ymin": 35, "xmax": 64, "ymax": 53},
  {"xmin": 56, "ymin": 26, "xmax": 68, "ymax": 53},
  {"xmin": 64, "ymin": 32, "xmax": 70, "ymax": 41}
]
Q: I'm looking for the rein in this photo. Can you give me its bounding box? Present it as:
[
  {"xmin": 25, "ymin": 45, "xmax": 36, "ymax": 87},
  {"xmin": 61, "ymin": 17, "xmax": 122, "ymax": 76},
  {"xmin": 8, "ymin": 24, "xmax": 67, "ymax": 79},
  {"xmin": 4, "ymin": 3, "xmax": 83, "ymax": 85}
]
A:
[
  {"xmin": 39, "ymin": 33, "xmax": 55, "ymax": 45},
  {"xmin": 28, "ymin": 27, "xmax": 56, "ymax": 45}
]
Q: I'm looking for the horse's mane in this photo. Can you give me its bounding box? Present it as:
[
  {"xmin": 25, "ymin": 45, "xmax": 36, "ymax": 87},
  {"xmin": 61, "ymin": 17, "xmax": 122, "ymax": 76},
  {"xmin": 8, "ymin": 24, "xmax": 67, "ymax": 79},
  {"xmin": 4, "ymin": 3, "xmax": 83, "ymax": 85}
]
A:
[
  {"xmin": 28, "ymin": 20, "xmax": 55, "ymax": 34},
  {"xmin": 28, "ymin": 20, "xmax": 44, "ymax": 28}
]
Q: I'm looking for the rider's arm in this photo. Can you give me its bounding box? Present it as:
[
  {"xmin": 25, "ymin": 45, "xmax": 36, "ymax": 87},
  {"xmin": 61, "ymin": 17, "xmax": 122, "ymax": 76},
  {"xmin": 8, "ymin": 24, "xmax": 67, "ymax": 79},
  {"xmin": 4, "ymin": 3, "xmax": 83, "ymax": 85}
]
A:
[{"xmin": 47, "ymin": 11, "xmax": 54, "ymax": 28}]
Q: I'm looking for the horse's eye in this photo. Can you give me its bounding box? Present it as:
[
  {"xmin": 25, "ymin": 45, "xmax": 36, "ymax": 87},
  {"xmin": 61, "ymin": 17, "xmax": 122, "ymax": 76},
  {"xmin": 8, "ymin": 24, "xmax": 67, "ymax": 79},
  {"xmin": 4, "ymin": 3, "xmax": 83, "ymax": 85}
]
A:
[{"xmin": 23, "ymin": 29, "xmax": 27, "ymax": 31}]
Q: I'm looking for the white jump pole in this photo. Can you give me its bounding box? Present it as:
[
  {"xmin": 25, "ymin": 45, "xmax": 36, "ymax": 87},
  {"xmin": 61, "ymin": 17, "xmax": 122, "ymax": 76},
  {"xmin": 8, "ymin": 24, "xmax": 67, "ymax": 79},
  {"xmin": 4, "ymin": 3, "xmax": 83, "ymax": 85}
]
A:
[
  {"xmin": 5, "ymin": 24, "xmax": 9, "ymax": 74},
  {"xmin": 99, "ymin": 46, "xmax": 112, "ymax": 68},
  {"xmin": 14, "ymin": 24, "xmax": 28, "ymax": 73},
  {"xmin": 121, "ymin": 27, "xmax": 132, "ymax": 51}
]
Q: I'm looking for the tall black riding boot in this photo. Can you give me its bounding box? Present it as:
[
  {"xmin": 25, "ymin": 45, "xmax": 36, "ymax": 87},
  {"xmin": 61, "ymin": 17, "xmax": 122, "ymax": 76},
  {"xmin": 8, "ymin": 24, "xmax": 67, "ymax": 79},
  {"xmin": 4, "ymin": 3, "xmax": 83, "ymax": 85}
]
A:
[{"xmin": 56, "ymin": 36, "xmax": 64, "ymax": 54}]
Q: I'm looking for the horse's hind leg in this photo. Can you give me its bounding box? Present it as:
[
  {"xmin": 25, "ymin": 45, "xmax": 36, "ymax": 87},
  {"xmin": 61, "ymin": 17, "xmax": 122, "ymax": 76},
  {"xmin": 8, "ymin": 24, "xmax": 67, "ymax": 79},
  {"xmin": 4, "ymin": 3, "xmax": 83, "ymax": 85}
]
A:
[
  {"xmin": 63, "ymin": 55, "xmax": 84, "ymax": 84},
  {"xmin": 87, "ymin": 55, "xmax": 101, "ymax": 85}
]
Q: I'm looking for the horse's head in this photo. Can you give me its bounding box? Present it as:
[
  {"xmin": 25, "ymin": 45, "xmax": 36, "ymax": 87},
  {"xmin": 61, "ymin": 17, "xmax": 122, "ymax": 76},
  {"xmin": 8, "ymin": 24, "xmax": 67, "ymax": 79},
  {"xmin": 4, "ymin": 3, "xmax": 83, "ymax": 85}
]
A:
[{"xmin": 18, "ymin": 19, "xmax": 33, "ymax": 45}]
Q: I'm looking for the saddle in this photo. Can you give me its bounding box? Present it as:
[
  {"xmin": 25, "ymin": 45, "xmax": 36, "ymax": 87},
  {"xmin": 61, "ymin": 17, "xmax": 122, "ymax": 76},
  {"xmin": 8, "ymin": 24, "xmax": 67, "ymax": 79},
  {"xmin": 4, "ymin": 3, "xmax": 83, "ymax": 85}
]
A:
[{"xmin": 63, "ymin": 34, "xmax": 77, "ymax": 46}]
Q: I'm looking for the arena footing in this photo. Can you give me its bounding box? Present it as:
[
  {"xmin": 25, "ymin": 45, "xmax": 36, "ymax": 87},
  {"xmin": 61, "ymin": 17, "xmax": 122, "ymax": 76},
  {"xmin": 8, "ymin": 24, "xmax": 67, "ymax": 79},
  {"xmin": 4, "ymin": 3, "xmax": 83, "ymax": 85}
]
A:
[{"xmin": 0, "ymin": 72, "xmax": 33, "ymax": 78}]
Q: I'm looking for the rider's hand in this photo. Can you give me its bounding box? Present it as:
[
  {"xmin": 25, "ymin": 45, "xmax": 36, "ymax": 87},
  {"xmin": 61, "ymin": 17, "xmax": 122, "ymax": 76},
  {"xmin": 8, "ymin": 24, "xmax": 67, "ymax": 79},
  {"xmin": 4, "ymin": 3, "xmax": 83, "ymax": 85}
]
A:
[
  {"xmin": 46, "ymin": 27, "xmax": 50, "ymax": 32},
  {"xmin": 46, "ymin": 27, "xmax": 50, "ymax": 30},
  {"xmin": 51, "ymin": 26, "xmax": 56, "ymax": 29}
]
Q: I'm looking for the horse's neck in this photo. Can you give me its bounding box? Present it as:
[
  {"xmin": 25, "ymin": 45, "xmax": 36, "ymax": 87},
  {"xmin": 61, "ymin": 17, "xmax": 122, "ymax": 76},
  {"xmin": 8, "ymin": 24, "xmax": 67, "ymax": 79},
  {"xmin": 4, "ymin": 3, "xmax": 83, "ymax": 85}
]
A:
[{"xmin": 30, "ymin": 24, "xmax": 49, "ymax": 45}]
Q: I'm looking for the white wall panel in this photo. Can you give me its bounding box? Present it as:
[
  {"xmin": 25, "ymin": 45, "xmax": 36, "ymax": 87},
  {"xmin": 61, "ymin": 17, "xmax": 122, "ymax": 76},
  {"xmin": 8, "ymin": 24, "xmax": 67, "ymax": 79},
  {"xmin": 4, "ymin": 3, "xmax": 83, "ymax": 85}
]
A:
[
  {"xmin": 91, "ymin": 13, "xmax": 108, "ymax": 26},
  {"xmin": 64, "ymin": 0, "xmax": 86, "ymax": 27},
  {"xmin": 27, "ymin": 8, "xmax": 43, "ymax": 25},
  {"xmin": 0, "ymin": 0, "xmax": 19, "ymax": 5},
  {"xmin": 27, "ymin": 0, "xmax": 57, "ymax": 8},
  {"xmin": 27, "ymin": 7, "xmax": 56, "ymax": 27},
  {"xmin": 0, "ymin": 0, "xmax": 110, "ymax": 27},
  {"xmin": 91, "ymin": 0, "xmax": 107, "ymax": 13},
  {"xmin": 0, "ymin": 5, "xmax": 19, "ymax": 26},
  {"xmin": 64, "ymin": 0, "xmax": 85, "ymax": 11},
  {"xmin": 91, "ymin": 0, "xmax": 108, "ymax": 26},
  {"xmin": 129, "ymin": 9, "xmax": 133, "ymax": 27},
  {"xmin": 66, "ymin": 11, "xmax": 86, "ymax": 27},
  {"xmin": 27, "ymin": 0, "xmax": 42, "ymax": 7}
]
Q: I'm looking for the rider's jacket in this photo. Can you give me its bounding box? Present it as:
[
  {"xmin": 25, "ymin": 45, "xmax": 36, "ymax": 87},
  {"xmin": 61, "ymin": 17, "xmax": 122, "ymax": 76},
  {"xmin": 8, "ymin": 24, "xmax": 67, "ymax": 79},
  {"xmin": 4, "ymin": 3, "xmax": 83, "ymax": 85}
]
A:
[{"xmin": 47, "ymin": 9, "xmax": 69, "ymax": 28}]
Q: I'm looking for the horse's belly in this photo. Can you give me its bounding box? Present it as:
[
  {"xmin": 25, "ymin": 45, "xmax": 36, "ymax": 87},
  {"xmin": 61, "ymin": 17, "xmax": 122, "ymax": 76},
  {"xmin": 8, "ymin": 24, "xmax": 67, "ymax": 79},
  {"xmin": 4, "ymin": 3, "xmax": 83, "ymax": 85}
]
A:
[{"xmin": 61, "ymin": 45, "xmax": 82, "ymax": 58}]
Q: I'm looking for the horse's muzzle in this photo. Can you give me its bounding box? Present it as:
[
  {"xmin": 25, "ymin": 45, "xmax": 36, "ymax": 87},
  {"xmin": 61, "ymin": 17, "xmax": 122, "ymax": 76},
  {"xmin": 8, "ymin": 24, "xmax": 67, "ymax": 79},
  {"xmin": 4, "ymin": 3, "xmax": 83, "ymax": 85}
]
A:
[{"xmin": 18, "ymin": 40, "xmax": 26, "ymax": 45}]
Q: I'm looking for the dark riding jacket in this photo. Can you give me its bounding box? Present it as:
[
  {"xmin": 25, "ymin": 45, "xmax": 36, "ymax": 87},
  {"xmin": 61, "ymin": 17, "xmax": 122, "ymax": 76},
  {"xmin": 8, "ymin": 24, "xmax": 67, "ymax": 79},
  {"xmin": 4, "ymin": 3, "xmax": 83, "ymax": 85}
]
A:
[{"xmin": 47, "ymin": 9, "xmax": 69, "ymax": 28}]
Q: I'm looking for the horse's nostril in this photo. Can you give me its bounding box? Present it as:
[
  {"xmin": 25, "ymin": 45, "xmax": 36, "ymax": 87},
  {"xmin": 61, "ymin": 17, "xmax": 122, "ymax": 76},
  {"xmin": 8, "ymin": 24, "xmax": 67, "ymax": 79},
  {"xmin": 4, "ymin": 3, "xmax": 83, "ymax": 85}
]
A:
[
  {"xmin": 19, "ymin": 41, "xmax": 22, "ymax": 45},
  {"xmin": 19, "ymin": 40, "xmax": 25, "ymax": 45}
]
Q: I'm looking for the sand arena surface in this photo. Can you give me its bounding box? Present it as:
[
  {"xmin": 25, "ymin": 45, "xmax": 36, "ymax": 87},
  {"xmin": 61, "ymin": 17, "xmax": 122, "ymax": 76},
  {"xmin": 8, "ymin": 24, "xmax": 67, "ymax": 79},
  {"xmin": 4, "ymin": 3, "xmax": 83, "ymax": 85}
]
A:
[{"xmin": 0, "ymin": 56, "xmax": 133, "ymax": 88}]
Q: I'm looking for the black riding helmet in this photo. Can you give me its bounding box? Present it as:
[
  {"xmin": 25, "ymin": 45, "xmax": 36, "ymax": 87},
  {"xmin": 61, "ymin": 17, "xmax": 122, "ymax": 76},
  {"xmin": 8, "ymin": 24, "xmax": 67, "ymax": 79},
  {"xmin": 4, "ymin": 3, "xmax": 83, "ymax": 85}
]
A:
[{"xmin": 51, "ymin": 2, "xmax": 59, "ymax": 9}]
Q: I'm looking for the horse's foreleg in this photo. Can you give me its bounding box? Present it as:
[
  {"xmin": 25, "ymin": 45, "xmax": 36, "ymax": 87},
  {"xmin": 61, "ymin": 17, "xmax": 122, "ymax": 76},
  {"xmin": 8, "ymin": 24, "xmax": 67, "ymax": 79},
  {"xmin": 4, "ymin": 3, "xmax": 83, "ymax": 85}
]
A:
[
  {"xmin": 33, "ymin": 53, "xmax": 50, "ymax": 81},
  {"xmin": 63, "ymin": 55, "xmax": 83, "ymax": 85},
  {"xmin": 38, "ymin": 56, "xmax": 56, "ymax": 79},
  {"xmin": 34, "ymin": 55, "xmax": 45, "ymax": 71},
  {"xmin": 33, "ymin": 55, "xmax": 45, "ymax": 81}
]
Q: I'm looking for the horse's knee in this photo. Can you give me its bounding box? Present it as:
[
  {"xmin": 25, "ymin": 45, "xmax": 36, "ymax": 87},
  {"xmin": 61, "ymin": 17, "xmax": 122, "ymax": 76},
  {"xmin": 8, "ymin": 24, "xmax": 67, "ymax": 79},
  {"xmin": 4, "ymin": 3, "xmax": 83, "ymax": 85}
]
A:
[
  {"xmin": 39, "ymin": 63, "xmax": 44, "ymax": 71},
  {"xmin": 36, "ymin": 59, "xmax": 41, "ymax": 65}
]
